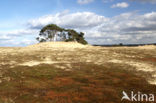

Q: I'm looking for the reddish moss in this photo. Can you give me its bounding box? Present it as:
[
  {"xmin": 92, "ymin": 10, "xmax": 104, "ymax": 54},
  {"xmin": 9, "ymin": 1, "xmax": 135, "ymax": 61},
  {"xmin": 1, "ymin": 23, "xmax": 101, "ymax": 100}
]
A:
[
  {"xmin": 52, "ymin": 77, "xmax": 76, "ymax": 87},
  {"xmin": 45, "ymin": 91, "xmax": 72, "ymax": 103},
  {"xmin": 141, "ymin": 57, "xmax": 156, "ymax": 62}
]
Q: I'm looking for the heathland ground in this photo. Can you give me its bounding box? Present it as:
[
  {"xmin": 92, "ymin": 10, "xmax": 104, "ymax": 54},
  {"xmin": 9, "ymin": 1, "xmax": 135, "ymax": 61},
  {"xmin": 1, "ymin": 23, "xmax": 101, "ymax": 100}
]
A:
[{"xmin": 0, "ymin": 42, "xmax": 156, "ymax": 103}]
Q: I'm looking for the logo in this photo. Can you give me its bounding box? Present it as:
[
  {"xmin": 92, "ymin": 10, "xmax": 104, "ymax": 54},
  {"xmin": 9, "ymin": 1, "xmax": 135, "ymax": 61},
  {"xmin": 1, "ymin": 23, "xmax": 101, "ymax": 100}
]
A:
[{"xmin": 121, "ymin": 91, "xmax": 154, "ymax": 102}]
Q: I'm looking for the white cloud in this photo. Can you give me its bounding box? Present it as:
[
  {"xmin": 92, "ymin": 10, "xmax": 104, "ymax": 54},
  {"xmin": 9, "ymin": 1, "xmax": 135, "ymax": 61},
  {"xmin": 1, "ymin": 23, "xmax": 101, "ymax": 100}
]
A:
[
  {"xmin": 0, "ymin": 29, "xmax": 39, "ymax": 36},
  {"xmin": 0, "ymin": 37, "xmax": 37, "ymax": 47},
  {"xmin": 28, "ymin": 11, "xmax": 108, "ymax": 29},
  {"xmin": 111, "ymin": 2, "xmax": 129, "ymax": 8},
  {"xmin": 27, "ymin": 11, "xmax": 156, "ymax": 44},
  {"xmin": 0, "ymin": 35, "xmax": 11, "ymax": 40},
  {"xmin": 77, "ymin": 0, "xmax": 94, "ymax": 4},
  {"xmin": 20, "ymin": 39, "xmax": 37, "ymax": 45},
  {"xmin": 95, "ymin": 11, "xmax": 156, "ymax": 44},
  {"xmin": 0, "ymin": 29, "xmax": 39, "ymax": 46}
]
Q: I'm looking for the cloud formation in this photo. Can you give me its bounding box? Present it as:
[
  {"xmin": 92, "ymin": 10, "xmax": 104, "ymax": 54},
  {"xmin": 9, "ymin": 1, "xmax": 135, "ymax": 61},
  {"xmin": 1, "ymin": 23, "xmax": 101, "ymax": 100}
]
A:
[
  {"xmin": 28, "ymin": 11, "xmax": 156, "ymax": 44},
  {"xmin": 0, "ymin": 29, "xmax": 39, "ymax": 46},
  {"xmin": 28, "ymin": 11, "xmax": 108, "ymax": 29},
  {"xmin": 77, "ymin": 0, "xmax": 94, "ymax": 4},
  {"xmin": 111, "ymin": 2, "xmax": 129, "ymax": 8}
]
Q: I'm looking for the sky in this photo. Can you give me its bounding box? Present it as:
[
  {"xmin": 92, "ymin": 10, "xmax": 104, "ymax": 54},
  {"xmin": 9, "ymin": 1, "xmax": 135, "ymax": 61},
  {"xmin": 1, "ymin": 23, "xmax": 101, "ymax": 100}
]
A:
[{"xmin": 1, "ymin": 0, "xmax": 156, "ymax": 46}]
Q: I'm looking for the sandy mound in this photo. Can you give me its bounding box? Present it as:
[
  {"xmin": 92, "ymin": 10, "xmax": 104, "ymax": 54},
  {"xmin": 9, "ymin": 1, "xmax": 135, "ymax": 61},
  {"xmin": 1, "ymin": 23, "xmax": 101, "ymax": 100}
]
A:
[
  {"xmin": 25, "ymin": 42, "xmax": 90, "ymax": 50},
  {"xmin": 136, "ymin": 45, "xmax": 156, "ymax": 49}
]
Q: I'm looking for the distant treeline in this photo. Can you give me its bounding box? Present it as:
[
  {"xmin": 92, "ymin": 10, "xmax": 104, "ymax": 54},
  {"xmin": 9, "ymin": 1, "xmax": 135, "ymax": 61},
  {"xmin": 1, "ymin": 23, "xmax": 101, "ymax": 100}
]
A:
[{"xmin": 93, "ymin": 43, "xmax": 156, "ymax": 47}]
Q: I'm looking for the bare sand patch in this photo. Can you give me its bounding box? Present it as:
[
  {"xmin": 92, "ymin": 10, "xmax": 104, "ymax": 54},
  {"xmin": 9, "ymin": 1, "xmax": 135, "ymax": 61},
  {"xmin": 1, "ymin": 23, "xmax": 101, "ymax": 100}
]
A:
[
  {"xmin": 135, "ymin": 45, "xmax": 156, "ymax": 49},
  {"xmin": 108, "ymin": 59, "xmax": 156, "ymax": 84},
  {"xmin": 25, "ymin": 42, "xmax": 91, "ymax": 50},
  {"xmin": 19, "ymin": 60, "xmax": 59, "ymax": 67},
  {"xmin": 19, "ymin": 56, "xmax": 73, "ymax": 67},
  {"xmin": 109, "ymin": 59, "xmax": 155, "ymax": 72},
  {"xmin": 108, "ymin": 59, "xmax": 123, "ymax": 64}
]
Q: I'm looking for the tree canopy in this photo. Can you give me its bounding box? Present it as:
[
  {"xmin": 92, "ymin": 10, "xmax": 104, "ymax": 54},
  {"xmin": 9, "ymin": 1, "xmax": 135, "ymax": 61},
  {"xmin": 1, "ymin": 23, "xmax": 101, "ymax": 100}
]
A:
[{"xmin": 36, "ymin": 24, "xmax": 88, "ymax": 44}]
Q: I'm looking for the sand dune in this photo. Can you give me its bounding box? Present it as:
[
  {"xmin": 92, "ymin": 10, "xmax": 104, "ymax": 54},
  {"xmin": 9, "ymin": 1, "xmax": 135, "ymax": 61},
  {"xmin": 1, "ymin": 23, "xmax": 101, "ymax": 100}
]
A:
[{"xmin": 26, "ymin": 42, "xmax": 91, "ymax": 49}]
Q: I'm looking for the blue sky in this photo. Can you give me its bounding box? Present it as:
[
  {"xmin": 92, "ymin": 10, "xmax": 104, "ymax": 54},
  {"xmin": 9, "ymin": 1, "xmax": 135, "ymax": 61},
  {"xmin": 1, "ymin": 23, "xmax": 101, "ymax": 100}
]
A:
[{"xmin": 1, "ymin": 0, "xmax": 156, "ymax": 46}]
